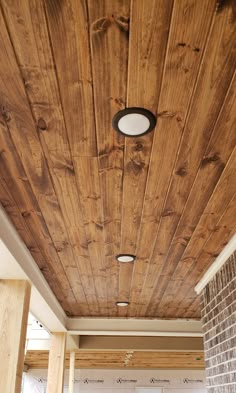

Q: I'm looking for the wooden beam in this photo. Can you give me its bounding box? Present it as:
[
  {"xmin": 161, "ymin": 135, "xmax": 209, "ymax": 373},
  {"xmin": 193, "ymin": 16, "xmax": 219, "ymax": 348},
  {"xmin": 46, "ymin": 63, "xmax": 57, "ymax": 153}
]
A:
[
  {"xmin": 25, "ymin": 350, "xmax": 205, "ymax": 370},
  {"xmin": 69, "ymin": 351, "xmax": 75, "ymax": 393},
  {"xmin": 47, "ymin": 333, "xmax": 66, "ymax": 393},
  {"xmin": 0, "ymin": 280, "xmax": 31, "ymax": 393}
]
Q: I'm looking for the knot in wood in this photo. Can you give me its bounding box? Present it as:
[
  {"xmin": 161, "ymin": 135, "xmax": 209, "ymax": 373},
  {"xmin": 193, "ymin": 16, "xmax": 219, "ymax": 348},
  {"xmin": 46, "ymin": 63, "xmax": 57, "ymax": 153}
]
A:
[
  {"xmin": 0, "ymin": 105, "xmax": 11, "ymax": 123},
  {"xmin": 22, "ymin": 211, "xmax": 31, "ymax": 218},
  {"xmin": 201, "ymin": 153, "xmax": 220, "ymax": 167},
  {"xmin": 135, "ymin": 142, "xmax": 143, "ymax": 151},
  {"xmin": 92, "ymin": 15, "xmax": 129, "ymax": 34},
  {"xmin": 176, "ymin": 167, "xmax": 187, "ymax": 177},
  {"xmin": 92, "ymin": 17, "xmax": 112, "ymax": 33},
  {"xmin": 114, "ymin": 15, "xmax": 129, "ymax": 32},
  {"xmin": 37, "ymin": 118, "xmax": 47, "ymax": 131}
]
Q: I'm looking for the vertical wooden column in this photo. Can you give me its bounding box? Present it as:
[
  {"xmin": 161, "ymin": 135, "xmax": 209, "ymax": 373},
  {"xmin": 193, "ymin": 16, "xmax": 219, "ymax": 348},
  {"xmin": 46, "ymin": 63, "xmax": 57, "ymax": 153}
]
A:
[
  {"xmin": 47, "ymin": 333, "xmax": 66, "ymax": 393},
  {"xmin": 69, "ymin": 351, "xmax": 75, "ymax": 393},
  {"xmin": 0, "ymin": 280, "xmax": 31, "ymax": 393}
]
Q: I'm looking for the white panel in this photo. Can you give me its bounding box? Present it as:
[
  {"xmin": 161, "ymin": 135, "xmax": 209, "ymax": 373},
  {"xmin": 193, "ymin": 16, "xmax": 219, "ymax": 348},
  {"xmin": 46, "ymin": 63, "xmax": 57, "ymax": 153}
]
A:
[
  {"xmin": 22, "ymin": 369, "xmax": 206, "ymax": 393},
  {"xmin": 136, "ymin": 388, "xmax": 162, "ymax": 393}
]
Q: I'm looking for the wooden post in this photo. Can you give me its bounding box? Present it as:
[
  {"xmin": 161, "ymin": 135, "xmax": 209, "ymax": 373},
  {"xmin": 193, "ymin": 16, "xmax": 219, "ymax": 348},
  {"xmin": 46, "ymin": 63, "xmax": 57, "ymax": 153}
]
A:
[
  {"xmin": 69, "ymin": 351, "xmax": 75, "ymax": 393},
  {"xmin": 47, "ymin": 333, "xmax": 66, "ymax": 393},
  {"xmin": 0, "ymin": 280, "xmax": 31, "ymax": 393}
]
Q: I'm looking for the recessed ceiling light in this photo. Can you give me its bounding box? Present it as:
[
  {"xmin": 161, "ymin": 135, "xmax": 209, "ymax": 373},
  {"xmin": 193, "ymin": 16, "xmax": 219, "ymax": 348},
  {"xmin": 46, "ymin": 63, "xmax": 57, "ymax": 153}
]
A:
[
  {"xmin": 116, "ymin": 254, "xmax": 136, "ymax": 263},
  {"xmin": 112, "ymin": 107, "xmax": 156, "ymax": 137},
  {"xmin": 116, "ymin": 301, "xmax": 129, "ymax": 307}
]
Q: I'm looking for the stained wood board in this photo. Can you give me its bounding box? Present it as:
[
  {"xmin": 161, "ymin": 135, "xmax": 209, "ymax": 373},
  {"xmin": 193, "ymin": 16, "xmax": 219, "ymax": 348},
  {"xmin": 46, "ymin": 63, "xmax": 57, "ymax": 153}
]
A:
[{"xmin": 25, "ymin": 350, "xmax": 205, "ymax": 369}]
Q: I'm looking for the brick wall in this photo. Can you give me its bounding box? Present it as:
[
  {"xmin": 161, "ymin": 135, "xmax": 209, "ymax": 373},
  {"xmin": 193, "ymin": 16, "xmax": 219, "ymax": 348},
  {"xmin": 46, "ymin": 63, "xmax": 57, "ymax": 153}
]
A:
[{"xmin": 201, "ymin": 251, "xmax": 236, "ymax": 393}]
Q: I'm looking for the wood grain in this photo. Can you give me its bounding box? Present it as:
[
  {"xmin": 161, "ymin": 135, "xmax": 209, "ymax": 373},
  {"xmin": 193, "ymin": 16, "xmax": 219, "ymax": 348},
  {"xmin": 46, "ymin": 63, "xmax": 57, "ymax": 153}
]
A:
[
  {"xmin": 44, "ymin": 0, "xmax": 108, "ymax": 314},
  {"xmin": 69, "ymin": 351, "xmax": 75, "ymax": 393},
  {"xmin": 127, "ymin": 0, "xmax": 216, "ymax": 317},
  {"xmin": 0, "ymin": 0, "xmax": 93, "ymax": 315},
  {"xmin": 43, "ymin": 0, "xmax": 96, "ymax": 157},
  {"xmin": 118, "ymin": 0, "xmax": 173, "ymax": 316},
  {"xmin": 174, "ymin": 192, "xmax": 236, "ymax": 317},
  {"xmin": 0, "ymin": 108, "xmax": 80, "ymax": 315},
  {"xmin": 0, "ymin": 280, "xmax": 31, "ymax": 393},
  {"xmin": 0, "ymin": 0, "xmax": 235, "ymax": 318},
  {"xmin": 46, "ymin": 333, "xmax": 66, "ymax": 393},
  {"xmin": 134, "ymin": 1, "xmax": 236, "ymax": 317},
  {"xmin": 87, "ymin": 0, "xmax": 130, "ymax": 314},
  {"xmin": 149, "ymin": 73, "xmax": 236, "ymax": 316},
  {"xmin": 0, "ymin": 178, "xmax": 76, "ymax": 315},
  {"xmin": 25, "ymin": 350, "xmax": 205, "ymax": 369}
]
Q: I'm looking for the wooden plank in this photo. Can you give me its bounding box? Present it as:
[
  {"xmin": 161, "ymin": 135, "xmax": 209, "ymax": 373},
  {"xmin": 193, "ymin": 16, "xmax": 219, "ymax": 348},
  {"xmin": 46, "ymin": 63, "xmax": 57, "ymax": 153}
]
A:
[
  {"xmin": 173, "ymin": 193, "xmax": 236, "ymax": 317},
  {"xmin": 43, "ymin": 0, "xmax": 106, "ymax": 314},
  {"xmin": 73, "ymin": 157, "xmax": 107, "ymax": 312},
  {"xmin": 87, "ymin": 0, "xmax": 130, "ymax": 314},
  {"xmin": 0, "ymin": 280, "xmax": 31, "ymax": 393},
  {"xmin": 158, "ymin": 150, "xmax": 236, "ymax": 317},
  {"xmin": 118, "ymin": 0, "xmax": 173, "ymax": 316},
  {"xmin": 183, "ymin": 297, "xmax": 201, "ymax": 319},
  {"xmin": 46, "ymin": 333, "xmax": 66, "ymax": 393},
  {"xmin": 24, "ymin": 350, "xmax": 205, "ymax": 369},
  {"xmin": 69, "ymin": 351, "xmax": 75, "ymax": 393},
  {"xmin": 181, "ymin": 156, "xmax": 236, "ymax": 265},
  {"xmin": 43, "ymin": 0, "xmax": 96, "ymax": 157},
  {"xmin": 0, "ymin": 3, "xmax": 90, "ymax": 315},
  {"xmin": 0, "ymin": 0, "xmax": 235, "ymax": 320},
  {"xmin": 1, "ymin": 0, "xmax": 98, "ymax": 314},
  {"xmin": 134, "ymin": 2, "xmax": 236, "ymax": 317},
  {"xmin": 0, "ymin": 115, "xmax": 81, "ymax": 314},
  {"xmin": 127, "ymin": 0, "xmax": 216, "ymax": 316},
  {"xmin": 148, "ymin": 73, "xmax": 236, "ymax": 316},
  {"xmin": 0, "ymin": 178, "xmax": 77, "ymax": 315}
]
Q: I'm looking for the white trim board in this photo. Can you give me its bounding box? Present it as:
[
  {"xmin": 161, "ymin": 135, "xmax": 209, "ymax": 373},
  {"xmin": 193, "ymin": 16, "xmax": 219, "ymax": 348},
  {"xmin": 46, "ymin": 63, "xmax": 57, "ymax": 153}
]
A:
[
  {"xmin": 195, "ymin": 234, "xmax": 236, "ymax": 295},
  {"xmin": 66, "ymin": 318, "xmax": 202, "ymax": 337}
]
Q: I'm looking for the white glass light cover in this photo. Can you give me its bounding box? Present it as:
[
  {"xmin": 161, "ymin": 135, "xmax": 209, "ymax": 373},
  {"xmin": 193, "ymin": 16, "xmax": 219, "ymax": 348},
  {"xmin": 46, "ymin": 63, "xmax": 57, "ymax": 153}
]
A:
[
  {"xmin": 118, "ymin": 113, "xmax": 150, "ymax": 136},
  {"xmin": 116, "ymin": 301, "xmax": 129, "ymax": 307},
  {"xmin": 116, "ymin": 254, "xmax": 136, "ymax": 263}
]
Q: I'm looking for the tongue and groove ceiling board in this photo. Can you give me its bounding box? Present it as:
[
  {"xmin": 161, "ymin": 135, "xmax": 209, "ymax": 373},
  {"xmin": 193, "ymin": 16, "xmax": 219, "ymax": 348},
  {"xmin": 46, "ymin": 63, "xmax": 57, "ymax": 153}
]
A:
[{"xmin": 0, "ymin": 0, "xmax": 235, "ymax": 318}]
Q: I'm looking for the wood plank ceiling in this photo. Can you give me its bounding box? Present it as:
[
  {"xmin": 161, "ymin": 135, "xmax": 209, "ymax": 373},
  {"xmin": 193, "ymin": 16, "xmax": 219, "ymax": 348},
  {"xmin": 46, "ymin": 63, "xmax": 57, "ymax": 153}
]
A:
[
  {"xmin": 0, "ymin": 0, "xmax": 235, "ymax": 318},
  {"xmin": 24, "ymin": 350, "xmax": 205, "ymax": 370}
]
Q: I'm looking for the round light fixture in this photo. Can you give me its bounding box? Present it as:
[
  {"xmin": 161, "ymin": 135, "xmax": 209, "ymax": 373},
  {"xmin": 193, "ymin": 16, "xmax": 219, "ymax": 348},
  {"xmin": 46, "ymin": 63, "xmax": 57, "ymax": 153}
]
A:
[
  {"xmin": 116, "ymin": 254, "xmax": 136, "ymax": 263},
  {"xmin": 116, "ymin": 301, "xmax": 130, "ymax": 307},
  {"xmin": 112, "ymin": 107, "xmax": 156, "ymax": 137}
]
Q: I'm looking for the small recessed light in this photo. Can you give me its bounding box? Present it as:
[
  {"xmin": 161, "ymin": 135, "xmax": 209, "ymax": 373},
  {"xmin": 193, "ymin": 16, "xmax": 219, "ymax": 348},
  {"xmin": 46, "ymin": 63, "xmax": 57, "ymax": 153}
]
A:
[
  {"xmin": 116, "ymin": 301, "xmax": 130, "ymax": 307},
  {"xmin": 116, "ymin": 254, "xmax": 136, "ymax": 263},
  {"xmin": 112, "ymin": 107, "xmax": 156, "ymax": 137}
]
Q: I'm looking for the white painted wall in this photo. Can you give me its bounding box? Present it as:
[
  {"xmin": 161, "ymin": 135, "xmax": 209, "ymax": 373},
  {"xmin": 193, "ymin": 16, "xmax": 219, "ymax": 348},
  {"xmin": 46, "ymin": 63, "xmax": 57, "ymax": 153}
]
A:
[{"xmin": 22, "ymin": 368, "xmax": 206, "ymax": 393}]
